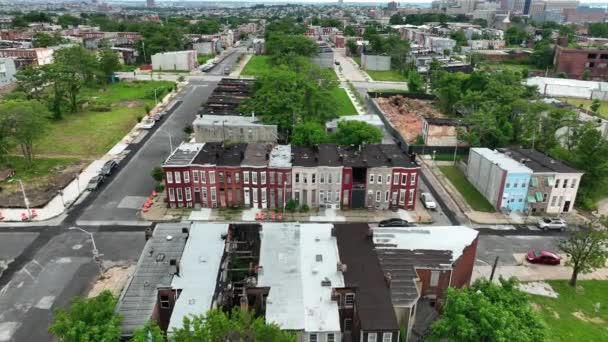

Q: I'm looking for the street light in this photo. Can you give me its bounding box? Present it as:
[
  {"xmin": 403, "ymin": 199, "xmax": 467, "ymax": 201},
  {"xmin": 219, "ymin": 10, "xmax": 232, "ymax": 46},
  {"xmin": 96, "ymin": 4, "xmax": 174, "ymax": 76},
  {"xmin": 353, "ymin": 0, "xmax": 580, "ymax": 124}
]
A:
[
  {"xmin": 18, "ymin": 180, "xmax": 31, "ymax": 218},
  {"xmin": 158, "ymin": 129, "xmax": 173, "ymax": 153},
  {"xmin": 69, "ymin": 227, "xmax": 104, "ymax": 274},
  {"xmin": 57, "ymin": 190, "xmax": 65, "ymax": 208}
]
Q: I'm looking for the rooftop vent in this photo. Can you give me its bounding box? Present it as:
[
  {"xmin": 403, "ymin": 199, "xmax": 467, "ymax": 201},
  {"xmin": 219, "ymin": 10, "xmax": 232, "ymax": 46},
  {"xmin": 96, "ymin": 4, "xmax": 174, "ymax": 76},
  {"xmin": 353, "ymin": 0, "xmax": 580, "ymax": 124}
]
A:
[
  {"xmin": 166, "ymin": 235, "xmax": 173, "ymax": 241},
  {"xmin": 316, "ymin": 254, "xmax": 323, "ymax": 262},
  {"xmin": 321, "ymin": 278, "xmax": 332, "ymax": 287}
]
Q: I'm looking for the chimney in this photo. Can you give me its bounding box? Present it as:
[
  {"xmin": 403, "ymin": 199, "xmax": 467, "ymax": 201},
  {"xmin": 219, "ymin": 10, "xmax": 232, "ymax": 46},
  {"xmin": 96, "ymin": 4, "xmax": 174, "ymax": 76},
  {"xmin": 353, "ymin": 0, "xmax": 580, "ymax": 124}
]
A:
[
  {"xmin": 557, "ymin": 36, "xmax": 568, "ymax": 47},
  {"xmin": 409, "ymin": 153, "xmax": 417, "ymax": 163},
  {"xmin": 182, "ymin": 227, "xmax": 189, "ymax": 239},
  {"xmin": 265, "ymin": 153, "xmax": 269, "ymax": 160},
  {"xmin": 251, "ymin": 111, "xmax": 255, "ymax": 121},
  {"xmin": 239, "ymin": 295, "xmax": 249, "ymax": 311},
  {"xmin": 240, "ymin": 151, "xmax": 245, "ymax": 159},
  {"xmin": 170, "ymin": 259, "xmax": 180, "ymax": 276},
  {"xmin": 337, "ymin": 263, "xmax": 348, "ymax": 272},
  {"xmin": 384, "ymin": 272, "xmax": 392, "ymax": 288},
  {"xmin": 144, "ymin": 227, "xmax": 152, "ymax": 241}
]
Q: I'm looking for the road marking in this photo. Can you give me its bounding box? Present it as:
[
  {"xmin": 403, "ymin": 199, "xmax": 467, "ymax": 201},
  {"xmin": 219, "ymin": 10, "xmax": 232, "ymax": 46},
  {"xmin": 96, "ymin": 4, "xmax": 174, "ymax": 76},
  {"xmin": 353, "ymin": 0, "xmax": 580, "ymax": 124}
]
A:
[
  {"xmin": 55, "ymin": 257, "xmax": 72, "ymax": 264},
  {"xmin": 0, "ymin": 322, "xmax": 20, "ymax": 342},
  {"xmin": 31, "ymin": 259, "xmax": 42, "ymax": 268},
  {"xmin": 0, "ymin": 281, "xmax": 12, "ymax": 296},
  {"xmin": 34, "ymin": 296, "xmax": 56, "ymax": 310},
  {"xmin": 72, "ymin": 244, "xmax": 83, "ymax": 250},
  {"xmin": 19, "ymin": 268, "xmax": 34, "ymax": 281}
]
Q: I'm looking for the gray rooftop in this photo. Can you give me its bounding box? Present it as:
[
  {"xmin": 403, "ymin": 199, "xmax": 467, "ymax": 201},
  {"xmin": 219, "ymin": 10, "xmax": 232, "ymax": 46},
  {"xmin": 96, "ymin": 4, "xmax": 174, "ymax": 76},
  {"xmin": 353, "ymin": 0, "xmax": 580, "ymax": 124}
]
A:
[
  {"xmin": 501, "ymin": 148, "xmax": 581, "ymax": 174},
  {"xmin": 193, "ymin": 114, "xmax": 275, "ymax": 128},
  {"xmin": 242, "ymin": 143, "xmax": 273, "ymax": 166},
  {"xmin": 164, "ymin": 143, "xmax": 205, "ymax": 166},
  {"xmin": 117, "ymin": 223, "xmax": 188, "ymax": 336}
]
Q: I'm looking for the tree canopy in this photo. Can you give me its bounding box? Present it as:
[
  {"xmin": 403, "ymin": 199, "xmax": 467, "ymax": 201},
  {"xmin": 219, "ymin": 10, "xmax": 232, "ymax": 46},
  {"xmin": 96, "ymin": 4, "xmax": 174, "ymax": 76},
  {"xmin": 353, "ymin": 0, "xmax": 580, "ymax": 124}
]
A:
[
  {"xmin": 49, "ymin": 290, "xmax": 121, "ymax": 342},
  {"xmin": 559, "ymin": 220, "xmax": 608, "ymax": 286},
  {"xmin": 332, "ymin": 121, "xmax": 383, "ymax": 146},
  {"xmin": 430, "ymin": 278, "xmax": 546, "ymax": 342},
  {"xmin": 0, "ymin": 100, "xmax": 50, "ymax": 162}
]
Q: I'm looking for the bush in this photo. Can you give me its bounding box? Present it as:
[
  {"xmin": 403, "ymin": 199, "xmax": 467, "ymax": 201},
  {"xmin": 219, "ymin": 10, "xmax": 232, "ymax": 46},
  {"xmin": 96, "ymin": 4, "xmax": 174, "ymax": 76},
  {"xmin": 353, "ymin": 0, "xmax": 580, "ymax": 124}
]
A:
[
  {"xmin": 299, "ymin": 204, "xmax": 310, "ymax": 213},
  {"xmin": 285, "ymin": 199, "xmax": 297, "ymax": 212},
  {"xmin": 136, "ymin": 115, "xmax": 144, "ymax": 122},
  {"xmin": 177, "ymin": 76, "xmax": 185, "ymax": 82},
  {"xmin": 155, "ymin": 183, "xmax": 165, "ymax": 193},
  {"xmin": 151, "ymin": 166, "xmax": 163, "ymax": 182},
  {"xmin": 183, "ymin": 124, "xmax": 194, "ymax": 135}
]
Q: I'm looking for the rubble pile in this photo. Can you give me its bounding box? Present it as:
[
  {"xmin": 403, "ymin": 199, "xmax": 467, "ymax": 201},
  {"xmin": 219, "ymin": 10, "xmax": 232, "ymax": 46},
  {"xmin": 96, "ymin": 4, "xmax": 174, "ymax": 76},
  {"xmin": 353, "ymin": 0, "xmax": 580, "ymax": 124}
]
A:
[{"xmin": 376, "ymin": 96, "xmax": 444, "ymax": 143}]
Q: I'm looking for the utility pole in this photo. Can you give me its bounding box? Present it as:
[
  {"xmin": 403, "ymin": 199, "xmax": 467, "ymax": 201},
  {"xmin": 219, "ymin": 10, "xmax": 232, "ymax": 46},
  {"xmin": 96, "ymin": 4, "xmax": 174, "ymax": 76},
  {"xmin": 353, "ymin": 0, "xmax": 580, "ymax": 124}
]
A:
[
  {"xmin": 18, "ymin": 180, "xmax": 31, "ymax": 218},
  {"xmin": 69, "ymin": 227, "xmax": 104, "ymax": 274},
  {"xmin": 489, "ymin": 256, "xmax": 499, "ymax": 282}
]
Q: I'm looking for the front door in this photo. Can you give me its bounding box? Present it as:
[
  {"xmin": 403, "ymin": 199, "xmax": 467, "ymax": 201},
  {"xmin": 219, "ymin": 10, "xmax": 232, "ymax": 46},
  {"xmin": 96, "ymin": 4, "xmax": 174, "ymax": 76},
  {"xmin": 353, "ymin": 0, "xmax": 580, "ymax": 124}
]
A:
[
  {"xmin": 563, "ymin": 201, "xmax": 571, "ymax": 212},
  {"xmin": 244, "ymin": 188, "xmax": 250, "ymax": 206}
]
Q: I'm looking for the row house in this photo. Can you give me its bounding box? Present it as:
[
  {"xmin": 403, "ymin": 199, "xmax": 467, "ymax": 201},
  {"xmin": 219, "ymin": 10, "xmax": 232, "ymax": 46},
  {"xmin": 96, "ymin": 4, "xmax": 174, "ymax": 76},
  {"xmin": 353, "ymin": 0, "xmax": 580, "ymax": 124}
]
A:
[{"xmin": 162, "ymin": 143, "xmax": 420, "ymax": 211}]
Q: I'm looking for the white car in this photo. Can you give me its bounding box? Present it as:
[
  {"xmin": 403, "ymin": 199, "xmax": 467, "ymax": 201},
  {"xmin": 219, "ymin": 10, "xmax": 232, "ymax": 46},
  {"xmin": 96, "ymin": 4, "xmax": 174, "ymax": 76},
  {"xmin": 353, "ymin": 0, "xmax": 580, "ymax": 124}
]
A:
[
  {"xmin": 420, "ymin": 192, "xmax": 437, "ymax": 210},
  {"xmin": 140, "ymin": 118, "xmax": 155, "ymax": 129},
  {"xmin": 538, "ymin": 217, "xmax": 567, "ymax": 231}
]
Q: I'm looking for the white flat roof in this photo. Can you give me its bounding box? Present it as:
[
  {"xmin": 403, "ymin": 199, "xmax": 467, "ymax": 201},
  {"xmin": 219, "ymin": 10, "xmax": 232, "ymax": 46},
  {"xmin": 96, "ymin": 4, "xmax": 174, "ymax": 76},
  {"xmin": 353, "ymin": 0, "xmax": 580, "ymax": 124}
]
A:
[
  {"xmin": 372, "ymin": 225, "xmax": 478, "ymax": 262},
  {"xmin": 168, "ymin": 223, "xmax": 228, "ymax": 332},
  {"xmin": 471, "ymin": 147, "xmax": 533, "ymax": 174},
  {"xmin": 268, "ymin": 145, "xmax": 292, "ymax": 168},
  {"xmin": 258, "ymin": 223, "xmax": 343, "ymax": 333}
]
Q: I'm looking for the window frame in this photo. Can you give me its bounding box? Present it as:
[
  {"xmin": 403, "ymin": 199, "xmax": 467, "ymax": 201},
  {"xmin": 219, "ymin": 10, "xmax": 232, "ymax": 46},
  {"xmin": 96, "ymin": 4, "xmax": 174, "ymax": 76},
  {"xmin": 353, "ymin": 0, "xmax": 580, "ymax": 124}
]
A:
[{"xmin": 166, "ymin": 172, "xmax": 173, "ymax": 184}]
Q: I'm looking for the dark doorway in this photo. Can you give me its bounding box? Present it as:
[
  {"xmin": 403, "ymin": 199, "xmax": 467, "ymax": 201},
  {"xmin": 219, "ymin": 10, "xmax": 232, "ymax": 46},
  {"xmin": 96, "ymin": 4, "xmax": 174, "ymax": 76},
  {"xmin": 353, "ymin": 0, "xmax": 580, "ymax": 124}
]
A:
[
  {"xmin": 563, "ymin": 201, "xmax": 571, "ymax": 212},
  {"xmin": 352, "ymin": 189, "xmax": 366, "ymax": 209}
]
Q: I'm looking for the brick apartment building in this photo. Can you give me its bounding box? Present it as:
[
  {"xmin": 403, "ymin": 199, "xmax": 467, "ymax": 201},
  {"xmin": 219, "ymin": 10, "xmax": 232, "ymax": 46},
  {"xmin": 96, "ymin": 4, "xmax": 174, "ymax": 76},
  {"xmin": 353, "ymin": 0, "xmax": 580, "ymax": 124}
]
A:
[
  {"xmin": 117, "ymin": 222, "xmax": 479, "ymax": 342},
  {"xmin": 554, "ymin": 44, "xmax": 608, "ymax": 80},
  {"xmin": 162, "ymin": 142, "xmax": 420, "ymax": 211}
]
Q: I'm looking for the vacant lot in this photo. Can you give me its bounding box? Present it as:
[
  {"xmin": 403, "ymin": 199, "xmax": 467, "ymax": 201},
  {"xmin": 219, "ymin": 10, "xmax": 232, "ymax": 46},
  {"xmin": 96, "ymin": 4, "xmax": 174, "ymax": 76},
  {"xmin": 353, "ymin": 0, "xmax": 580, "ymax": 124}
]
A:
[
  {"xmin": 330, "ymin": 87, "xmax": 357, "ymax": 116},
  {"xmin": 365, "ymin": 69, "xmax": 407, "ymax": 82},
  {"xmin": 529, "ymin": 280, "xmax": 608, "ymax": 342},
  {"xmin": 558, "ymin": 97, "xmax": 608, "ymax": 119},
  {"xmin": 241, "ymin": 55, "xmax": 271, "ymax": 77},
  {"xmin": 37, "ymin": 81, "xmax": 173, "ymax": 157},
  {"xmin": 439, "ymin": 165, "xmax": 496, "ymax": 212}
]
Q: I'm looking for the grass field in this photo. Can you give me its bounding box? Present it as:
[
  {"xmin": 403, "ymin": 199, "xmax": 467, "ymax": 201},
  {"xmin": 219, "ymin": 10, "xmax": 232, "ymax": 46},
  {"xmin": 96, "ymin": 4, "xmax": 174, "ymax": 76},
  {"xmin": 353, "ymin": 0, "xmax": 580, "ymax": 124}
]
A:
[
  {"xmin": 36, "ymin": 81, "xmax": 173, "ymax": 157},
  {"xmin": 0, "ymin": 156, "xmax": 80, "ymax": 184},
  {"xmin": 197, "ymin": 55, "xmax": 215, "ymax": 65},
  {"xmin": 558, "ymin": 97, "xmax": 608, "ymax": 119},
  {"xmin": 330, "ymin": 87, "xmax": 357, "ymax": 116},
  {"xmin": 480, "ymin": 62, "xmax": 540, "ymax": 74},
  {"xmin": 529, "ymin": 280, "xmax": 608, "ymax": 342},
  {"xmin": 365, "ymin": 69, "xmax": 408, "ymax": 82},
  {"xmin": 241, "ymin": 55, "xmax": 271, "ymax": 77},
  {"xmin": 352, "ymin": 56, "xmax": 361, "ymax": 66},
  {"xmin": 439, "ymin": 165, "xmax": 496, "ymax": 212}
]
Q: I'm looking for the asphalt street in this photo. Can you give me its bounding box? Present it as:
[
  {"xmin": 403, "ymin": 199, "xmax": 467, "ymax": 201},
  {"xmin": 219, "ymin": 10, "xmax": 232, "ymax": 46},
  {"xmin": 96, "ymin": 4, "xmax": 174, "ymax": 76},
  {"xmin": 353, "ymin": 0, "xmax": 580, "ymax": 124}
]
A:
[
  {"xmin": 77, "ymin": 80, "xmax": 218, "ymax": 225},
  {"xmin": 477, "ymin": 234, "xmax": 563, "ymax": 267},
  {"xmin": 206, "ymin": 48, "xmax": 245, "ymax": 76}
]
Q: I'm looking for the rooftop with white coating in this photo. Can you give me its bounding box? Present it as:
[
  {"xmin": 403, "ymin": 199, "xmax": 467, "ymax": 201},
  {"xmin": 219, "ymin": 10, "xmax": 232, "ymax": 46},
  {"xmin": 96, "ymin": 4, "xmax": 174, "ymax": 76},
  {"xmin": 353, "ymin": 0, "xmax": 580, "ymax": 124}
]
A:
[
  {"xmin": 372, "ymin": 225, "xmax": 479, "ymax": 262},
  {"xmin": 257, "ymin": 223, "xmax": 344, "ymax": 333},
  {"xmin": 471, "ymin": 148, "xmax": 533, "ymax": 174},
  {"xmin": 168, "ymin": 223, "xmax": 228, "ymax": 332},
  {"xmin": 268, "ymin": 144, "xmax": 292, "ymax": 168}
]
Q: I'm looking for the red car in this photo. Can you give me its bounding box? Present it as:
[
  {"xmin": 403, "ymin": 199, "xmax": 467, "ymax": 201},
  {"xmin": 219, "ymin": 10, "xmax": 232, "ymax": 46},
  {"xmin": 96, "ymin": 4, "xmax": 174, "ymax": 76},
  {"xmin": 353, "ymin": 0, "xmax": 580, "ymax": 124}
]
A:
[{"xmin": 526, "ymin": 250, "xmax": 561, "ymax": 265}]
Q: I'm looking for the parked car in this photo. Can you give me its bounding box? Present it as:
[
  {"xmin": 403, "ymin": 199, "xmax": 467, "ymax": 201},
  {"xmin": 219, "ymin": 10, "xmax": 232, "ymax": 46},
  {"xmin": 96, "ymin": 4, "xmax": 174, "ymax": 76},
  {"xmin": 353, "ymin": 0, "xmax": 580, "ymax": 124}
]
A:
[
  {"xmin": 378, "ymin": 218, "xmax": 413, "ymax": 227},
  {"xmin": 86, "ymin": 175, "xmax": 105, "ymax": 191},
  {"xmin": 223, "ymin": 66, "xmax": 230, "ymax": 75},
  {"xmin": 537, "ymin": 217, "xmax": 567, "ymax": 231},
  {"xmin": 420, "ymin": 192, "xmax": 437, "ymax": 210},
  {"xmin": 141, "ymin": 118, "xmax": 155, "ymax": 129},
  {"xmin": 526, "ymin": 250, "xmax": 561, "ymax": 265},
  {"xmin": 101, "ymin": 160, "xmax": 118, "ymax": 176},
  {"xmin": 334, "ymin": 60, "xmax": 340, "ymax": 65}
]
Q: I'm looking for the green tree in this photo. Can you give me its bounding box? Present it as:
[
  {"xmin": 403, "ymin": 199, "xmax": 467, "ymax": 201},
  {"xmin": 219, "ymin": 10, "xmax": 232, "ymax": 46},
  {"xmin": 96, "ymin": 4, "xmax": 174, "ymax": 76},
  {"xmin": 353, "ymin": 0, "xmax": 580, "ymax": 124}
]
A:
[
  {"xmin": 132, "ymin": 321, "xmax": 164, "ymax": 342},
  {"xmin": 266, "ymin": 33, "xmax": 318, "ymax": 65},
  {"xmin": 170, "ymin": 308, "xmax": 295, "ymax": 342},
  {"xmin": 591, "ymin": 99, "xmax": 601, "ymax": 113},
  {"xmin": 332, "ymin": 121, "xmax": 383, "ymax": 146},
  {"xmin": 343, "ymin": 25, "xmax": 356, "ymax": 36},
  {"xmin": 505, "ymin": 26, "xmax": 529, "ymax": 45},
  {"xmin": 407, "ymin": 70, "xmax": 424, "ymax": 93},
  {"xmin": 389, "ymin": 13, "xmax": 405, "ymax": 25},
  {"xmin": 430, "ymin": 278, "xmax": 546, "ymax": 342},
  {"xmin": 291, "ymin": 121, "xmax": 328, "ymax": 146},
  {"xmin": 346, "ymin": 39, "xmax": 358, "ymax": 56},
  {"xmin": 189, "ymin": 19, "xmax": 220, "ymax": 34},
  {"xmin": 531, "ymin": 41, "xmax": 554, "ymax": 69},
  {"xmin": 582, "ymin": 69, "xmax": 591, "ymax": 80},
  {"xmin": 53, "ymin": 46, "xmax": 100, "ymax": 112},
  {"xmin": 151, "ymin": 166, "xmax": 163, "ymax": 182},
  {"xmin": 559, "ymin": 221, "xmax": 608, "ymax": 286},
  {"xmin": 33, "ymin": 32, "xmax": 66, "ymax": 48},
  {"xmin": 588, "ymin": 22, "xmax": 608, "ymax": 38},
  {"xmin": 57, "ymin": 14, "xmax": 82, "ymax": 28},
  {"xmin": 98, "ymin": 47, "xmax": 121, "ymax": 83},
  {"xmin": 0, "ymin": 100, "xmax": 50, "ymax": 163},
  {"xmin": 49, "ymin": 290, "xmax": 121, "ymax": 342},
  {"xmin": 449, "ymin": 30, "xmax": 467, "ymax": 47},
  {"xmin": 15, "ymin": 65, "xmax": 46, "ymax": 100}
]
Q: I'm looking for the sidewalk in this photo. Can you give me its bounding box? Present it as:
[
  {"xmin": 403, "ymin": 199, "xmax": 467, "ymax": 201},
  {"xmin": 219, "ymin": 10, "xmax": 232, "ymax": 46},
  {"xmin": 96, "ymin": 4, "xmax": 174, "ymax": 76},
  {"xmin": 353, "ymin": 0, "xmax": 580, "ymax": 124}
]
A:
[
  {"xmin": 141, "ymin": 192, "xmax": 433, "ymax": 224},
  {"xmin": 230, "ymin": 54, "xmax": 252, "ymax": 76},
  {"xmin": 0, "ymin": 85, "xmax": 183, "ymax": 223},
  {"xmin": 474, "ymin": 259, "xmax": 608, "ymax": 283}
]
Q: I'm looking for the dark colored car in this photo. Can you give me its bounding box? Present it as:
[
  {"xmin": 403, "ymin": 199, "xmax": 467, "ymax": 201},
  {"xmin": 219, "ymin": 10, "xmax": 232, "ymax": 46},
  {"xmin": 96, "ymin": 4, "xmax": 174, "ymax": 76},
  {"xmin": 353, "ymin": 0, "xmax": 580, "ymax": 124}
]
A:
[
  {"xmin": 378, "ymin": 218, "xmax": 413, "ymax": 227},
  {"xmin": 526, "ymin": 250, "xmax": 561, "ymax": 265},
  {"xmin": 86, "ymin": 175, "xmax": 105, "ymax": 191},
  {"xmin": 101, "ymin": 160, "xmax": 118, "ymax": 176}
]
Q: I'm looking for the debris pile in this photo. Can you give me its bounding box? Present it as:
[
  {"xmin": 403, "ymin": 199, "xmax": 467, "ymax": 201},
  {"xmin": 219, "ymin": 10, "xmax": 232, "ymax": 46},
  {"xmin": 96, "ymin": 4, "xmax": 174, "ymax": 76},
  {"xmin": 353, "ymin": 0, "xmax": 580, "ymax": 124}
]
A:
[{"xmin": 375, "ymin": 96, "xmax": 445, "ymax": 143}]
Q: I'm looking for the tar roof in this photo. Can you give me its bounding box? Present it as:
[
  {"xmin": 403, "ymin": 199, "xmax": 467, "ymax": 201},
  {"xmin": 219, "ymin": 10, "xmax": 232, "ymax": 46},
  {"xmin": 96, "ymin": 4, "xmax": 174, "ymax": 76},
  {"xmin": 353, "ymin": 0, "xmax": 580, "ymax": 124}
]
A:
[
  {"xmin": 501, "ymin": 148, "xmax": 581, "ymax": 174},
  {"xmin": 318, "ymin": 144, "xmax": 342, "ymax": 167},
  {"xmin": 242, "ymin": 143, "xmax": 272, "ymax": 167},
  {"xmin": 372, "ymin": 226, "xmax": 478, "ymax": 306},
  {"xmin": 191, "ymin": 142, "xmax": 223, "ymax": 165},
  {"xmin": 268, "ymin": 145, "xmax": 292, "ymax": 168},
  {"xmin": 471, "ymin": 148, "xmax": 533, "ymax": 174},
  {"xmin": 218, "ymin": 143, "xmax": 247, "ymax": 166},
  {"xmin": 334, "ymin": 223, "xmax": 399, "ymax": 331},
  {"xmin": 258, "ymin": 223, "xmax": 344, "ymax": 332},
  {"xmin": 164, "ymin": 143, "xmax": 205, "ymax": 166},
  {"xmin": 337, "ymin": 144, "xmax": 416, "ymax": 168},
  {"xmin": 292, "ymin": 146, "xmax": 318, "ymax": 167},
  {"xmin": 168, "ymin": 223, "xmax": 228, "ymax": 332},
  {"xmin": 193, "ymin": 114, "xmax": 271, "ymax": 127},
  {"xmin": 117, "ymin": 223, "xmax": 188, "ymax": 336}
]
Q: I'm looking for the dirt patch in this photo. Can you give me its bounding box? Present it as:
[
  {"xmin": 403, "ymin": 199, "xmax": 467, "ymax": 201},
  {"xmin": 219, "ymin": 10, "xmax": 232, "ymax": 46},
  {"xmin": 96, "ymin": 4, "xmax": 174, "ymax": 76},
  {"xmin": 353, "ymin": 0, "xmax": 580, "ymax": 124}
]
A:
[
  {"xmin": 530, "ymin": 302, "xmax": 542, "ymax": 312},
  {"xmin": 0, "ymin": 162, "xmax": 86, "ymax": 208},
  {"xmin": 87, "ymin": 262, "xmax": 136, "ymax": 298},
  {"xmin": 113, "ymin": 100, "xmax": 143, "ymax": 108},
  {"xmin": 519, "ymin": 281, "xmax": 559, "ymax": 298},
  {"xmin": 549, "ymin": 308, "xmax": 560, "ymax": 319},
  {"xmin": 375, "ymin": 96, "xmax": 445, "ymax": 143},
  {"xmin": 573, "ymin": 311, "xmax": 605, "ymax": 324}
]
